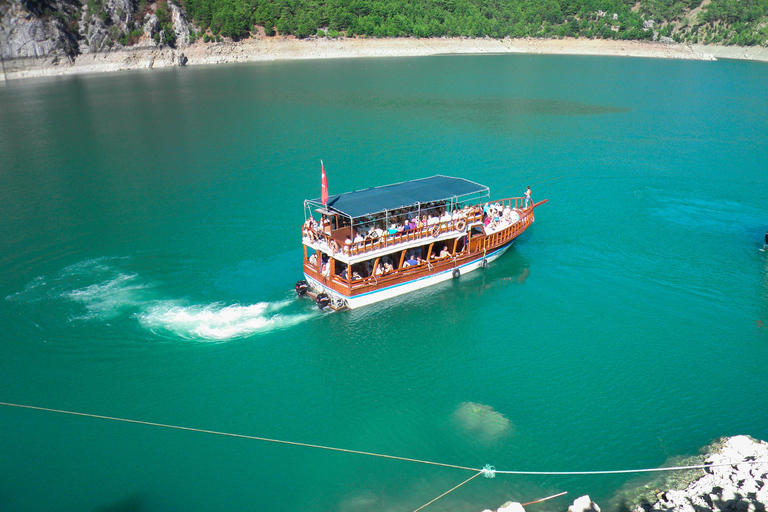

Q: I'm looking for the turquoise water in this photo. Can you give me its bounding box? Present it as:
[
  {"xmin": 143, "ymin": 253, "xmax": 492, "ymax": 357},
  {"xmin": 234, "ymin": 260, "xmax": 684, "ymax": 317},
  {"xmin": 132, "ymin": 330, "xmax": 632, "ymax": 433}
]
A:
[{"xmin": 1, "ymin": 54, "xmax": 767, "ymax": 512}]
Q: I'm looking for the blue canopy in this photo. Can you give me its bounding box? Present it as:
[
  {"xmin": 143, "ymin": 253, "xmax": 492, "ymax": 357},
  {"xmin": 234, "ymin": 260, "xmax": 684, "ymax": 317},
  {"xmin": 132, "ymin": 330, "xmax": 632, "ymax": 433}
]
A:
[{"xmin": 307, "ymin": 175, "xmax": 489, "ymax": 219}]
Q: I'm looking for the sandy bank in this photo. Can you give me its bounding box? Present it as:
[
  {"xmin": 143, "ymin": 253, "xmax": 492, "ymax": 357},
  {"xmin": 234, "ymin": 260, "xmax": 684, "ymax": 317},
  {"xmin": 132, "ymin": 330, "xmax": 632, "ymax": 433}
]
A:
[{"xmin": 2, "ymin": 37, "xmax": 766, "ymax": 81}]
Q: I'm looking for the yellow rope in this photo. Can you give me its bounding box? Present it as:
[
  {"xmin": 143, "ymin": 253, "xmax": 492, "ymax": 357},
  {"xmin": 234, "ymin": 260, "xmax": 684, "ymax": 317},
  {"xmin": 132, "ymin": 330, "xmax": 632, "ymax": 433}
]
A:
[
  {"xmin": 412, "ymin": 471, "xmax": 484, "ymax": 512},
  {"xmin": 0, "ymin": 401, "xmax": 477, "ymax": 472}
]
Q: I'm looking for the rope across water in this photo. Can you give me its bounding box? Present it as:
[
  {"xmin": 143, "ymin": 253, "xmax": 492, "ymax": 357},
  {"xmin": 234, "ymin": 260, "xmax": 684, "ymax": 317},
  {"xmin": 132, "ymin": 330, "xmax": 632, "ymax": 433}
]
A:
[{"xmin": 2, "ymin": 401, "xmax": 766, "ymax": 476}]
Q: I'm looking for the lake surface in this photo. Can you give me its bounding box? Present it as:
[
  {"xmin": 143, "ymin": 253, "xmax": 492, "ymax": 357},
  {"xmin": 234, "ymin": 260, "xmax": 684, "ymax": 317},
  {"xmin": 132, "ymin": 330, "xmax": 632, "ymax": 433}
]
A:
[{"xmin": 1, "ymin": 53, "xmax": 767, "ymax": 512}]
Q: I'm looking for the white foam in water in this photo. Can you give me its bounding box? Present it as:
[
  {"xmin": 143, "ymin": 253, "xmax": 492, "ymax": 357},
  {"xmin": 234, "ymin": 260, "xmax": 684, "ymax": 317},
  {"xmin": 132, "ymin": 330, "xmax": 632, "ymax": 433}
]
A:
[
  {"xmin": 137, "ymin": 300, "xmax": 315, "ymax": 341},
  {"xmin": 7, "ymin": 257, "xmax": 150, "ymax": 320},
  {"xmin": 9, "ymin": 257, "xmax": 315, "ymax": 341},
  {"xmin": 63, "ymin": 272, "xmax": 150, "ymax": 320}
]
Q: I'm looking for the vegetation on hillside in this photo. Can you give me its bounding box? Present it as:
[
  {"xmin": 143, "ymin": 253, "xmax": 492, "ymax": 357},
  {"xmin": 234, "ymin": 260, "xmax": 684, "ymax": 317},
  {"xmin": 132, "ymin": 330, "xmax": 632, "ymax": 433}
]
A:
[{"xmin": 181, "ymin": 0, "xmax": 768, "ymax": 46}]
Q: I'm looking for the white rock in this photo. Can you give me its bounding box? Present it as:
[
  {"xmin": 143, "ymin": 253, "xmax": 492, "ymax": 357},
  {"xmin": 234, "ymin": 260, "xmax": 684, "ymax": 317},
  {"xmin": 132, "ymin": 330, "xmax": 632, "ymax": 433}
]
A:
[
  {"xmin": 498, "ymin": 502, "xmax": 525, "ymax": 512},
  {"xmin": 569, "ymin": 495, "xmax": 601, "ymax": 512}
]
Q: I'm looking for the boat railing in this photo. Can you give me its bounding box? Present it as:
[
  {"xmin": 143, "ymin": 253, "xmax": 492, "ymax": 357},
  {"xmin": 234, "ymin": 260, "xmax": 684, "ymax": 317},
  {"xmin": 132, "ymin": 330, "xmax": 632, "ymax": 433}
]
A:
[
  {"xmin": 302, "ymin": 197, "xmax": 531, "ymax": 258},
  {"xmin": 347, "ymin": 210, "xmax": 482, "ymax": 256}
]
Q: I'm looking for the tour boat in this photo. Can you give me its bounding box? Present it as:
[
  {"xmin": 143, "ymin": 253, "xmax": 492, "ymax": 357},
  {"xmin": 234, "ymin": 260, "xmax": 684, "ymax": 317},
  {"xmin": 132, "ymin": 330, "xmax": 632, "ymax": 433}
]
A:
[{"xmin": 296, "ymin": 175, "xmax": 546, "ymax": 309}]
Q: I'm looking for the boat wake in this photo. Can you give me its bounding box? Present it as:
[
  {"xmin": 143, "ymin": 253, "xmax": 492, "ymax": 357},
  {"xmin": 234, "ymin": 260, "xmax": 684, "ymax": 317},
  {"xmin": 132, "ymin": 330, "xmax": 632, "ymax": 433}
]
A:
[
  {"xmin": 7, "ymin": 258, "xmax": 316, "ymax": 342},
  {"xmin": 64, "ymin": 272, "xmax": 150, "ymax": 321},
  {"xmin": 136, "ymin": 300, "xmax": 316, "ymax": 341}
]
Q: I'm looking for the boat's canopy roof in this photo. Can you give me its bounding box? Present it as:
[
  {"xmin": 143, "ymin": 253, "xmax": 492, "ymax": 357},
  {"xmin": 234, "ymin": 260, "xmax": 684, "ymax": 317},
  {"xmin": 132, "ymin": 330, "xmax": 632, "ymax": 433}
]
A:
[{"xmin": 305, "ymin": 175, "xmax": 490, "ymax": 219}]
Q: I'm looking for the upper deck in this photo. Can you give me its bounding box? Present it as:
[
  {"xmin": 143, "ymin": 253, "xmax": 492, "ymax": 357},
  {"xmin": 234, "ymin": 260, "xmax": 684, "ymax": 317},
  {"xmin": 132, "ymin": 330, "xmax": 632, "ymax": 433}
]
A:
[{"xmin": 302, "ymin": 175, "xmax": 496, "ymax": 263}]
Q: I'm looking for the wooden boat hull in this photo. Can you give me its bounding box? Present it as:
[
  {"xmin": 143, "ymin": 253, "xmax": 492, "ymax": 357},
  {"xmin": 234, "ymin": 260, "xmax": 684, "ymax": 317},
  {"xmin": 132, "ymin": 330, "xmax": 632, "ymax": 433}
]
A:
[{"xmin": 304, "ymin": 239, "xmax": 514, "ymax": 309}]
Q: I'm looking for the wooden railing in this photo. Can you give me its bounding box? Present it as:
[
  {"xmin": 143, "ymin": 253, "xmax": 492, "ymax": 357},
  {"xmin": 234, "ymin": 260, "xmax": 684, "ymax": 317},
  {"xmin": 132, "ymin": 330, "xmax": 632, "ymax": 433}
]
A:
[
  {"xmin": 302, "ymin": 197, "xmax": 531, "ymax": 259},
  {"xmin": 347, "ymin": 210, "xmax": 482, "ymax": 256}
]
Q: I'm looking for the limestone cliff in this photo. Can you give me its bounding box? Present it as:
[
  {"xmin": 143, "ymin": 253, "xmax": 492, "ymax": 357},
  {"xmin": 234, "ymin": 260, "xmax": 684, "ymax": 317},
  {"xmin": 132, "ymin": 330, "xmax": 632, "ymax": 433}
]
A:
[
  {"xmin": 1, "ymin": 0, "xmax": 80, "ymax": 60},
  {"xmin": 0, "ymin": 0, "xmax": 190, "ymax": 61}
]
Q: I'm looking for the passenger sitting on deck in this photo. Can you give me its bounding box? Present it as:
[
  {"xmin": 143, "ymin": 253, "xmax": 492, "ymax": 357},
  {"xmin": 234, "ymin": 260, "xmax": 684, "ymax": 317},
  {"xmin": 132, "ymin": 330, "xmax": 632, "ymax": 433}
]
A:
[
  {"xmin": 440, "ymin": 211, "xmax": 452, "ymax": 227},
  {"xmin": 309, "ymin": 253, "xmax": 317, "ymax": 266},
  {"xmin": 303, "ymin": 218, "xmax": 317, "ymax": 242},
  {"xmin": 352, "ymin": 272, "xmax": 362, "ymax": 280},
  {"xmin": 340, "ymin": 268, "xmax": 348, "ymax": 280},
  {"xmin": 439, "ymin": 246, "xmax": 451, "ymax": 259},
  {"xmin": 344, "ymin": 236, "xmax": 352, "ymax": 250},
  {"xmin": 404, "ymin": 255, "xmax": 419, "ymax": 267},
  {"xmin": 353, "ymin": 232, "xmax": 364, "ymax": 244},
  {"xmin": 366, "ymin": 226, "xmax": 382, "ymax": 240},
  {"xmin": 383, "ymin": 262, "xmax": 394, "ymax": 274},
  {"xmin": 427, "ymin": 214, "xmax": 439, "ymax": 226},
  {"xmin": 374, "ymin": 264, "xmax": 383, "ymax": 276},
  {"xmin": 388, "ymin": 223, "xmax": 399, "ymax": 235}
]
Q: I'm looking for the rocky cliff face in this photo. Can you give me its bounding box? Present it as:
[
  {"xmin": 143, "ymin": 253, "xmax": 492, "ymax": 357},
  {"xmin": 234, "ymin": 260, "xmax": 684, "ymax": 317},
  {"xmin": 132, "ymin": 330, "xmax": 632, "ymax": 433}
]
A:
[
  {"xmin": 0, "ymin": 0, "xmax": 191, "ymax": 61},
  {"xmin": 1, "ymin": 0, "xmax": 80, "ymax": 59}
]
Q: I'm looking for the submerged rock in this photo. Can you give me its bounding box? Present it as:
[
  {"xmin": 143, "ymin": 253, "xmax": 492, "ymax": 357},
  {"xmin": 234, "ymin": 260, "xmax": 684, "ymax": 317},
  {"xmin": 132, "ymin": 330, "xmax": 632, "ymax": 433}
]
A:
[{"xmin": 454, "ymin": 402, "xmax": 512, "ymax": 442}]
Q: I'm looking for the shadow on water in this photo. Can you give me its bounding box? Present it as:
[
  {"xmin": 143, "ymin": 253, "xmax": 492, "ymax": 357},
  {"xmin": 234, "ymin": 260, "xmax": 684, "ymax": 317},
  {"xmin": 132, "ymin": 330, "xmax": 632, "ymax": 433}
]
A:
[
  {"xmin": 237, "ymin": 86, "xmax": 630, "ymax": 135},
  {"xmin": 342, "ymin": 93, "xmax": 630, "ymax": 117},
  {"xmin": 336, "ymin": 91, "xmax": 630, "ymax": 135},
  {"xmin": 91, "ymin": 494, "xmax": 143, "ymax": 512}
]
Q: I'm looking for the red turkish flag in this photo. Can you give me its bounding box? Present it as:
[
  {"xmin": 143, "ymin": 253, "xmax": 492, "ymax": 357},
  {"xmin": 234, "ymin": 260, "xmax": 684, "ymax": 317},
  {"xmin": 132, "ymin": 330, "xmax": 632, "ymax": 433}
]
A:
[{"xmin": 320, "ymin": 160, "xmax": 329, "ymax": 206}]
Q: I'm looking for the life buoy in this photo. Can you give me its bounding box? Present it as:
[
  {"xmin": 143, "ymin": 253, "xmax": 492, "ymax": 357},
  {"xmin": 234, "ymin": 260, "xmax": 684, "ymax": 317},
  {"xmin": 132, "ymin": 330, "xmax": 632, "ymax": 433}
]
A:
[
  {"xmin": 452, "ymin": 268, "xmax": 460, "ymax": 279},
  {"xmin": 431, "ymin": 226, "xmax": 440, "ymax": 238},
  {"xmin": 329, "ymin": 240, "xmax": 340, "ymax": 253},
  {"xmin": 456, "ymin": 219, "xmax": 466, "ymax": 231}
]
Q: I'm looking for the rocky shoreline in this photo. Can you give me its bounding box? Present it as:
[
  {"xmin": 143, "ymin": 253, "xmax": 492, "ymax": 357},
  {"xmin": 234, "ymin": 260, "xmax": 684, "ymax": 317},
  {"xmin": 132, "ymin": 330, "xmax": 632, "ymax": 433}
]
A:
[
  {"xmin": 4, "ymin": 35, "xmax": 768, "ymax": 83},
  {"xmin": 485, "ymin": 436, "xmax": 768, "ymax": 512},
  {"xmin": 0, "ymin": 36, "xmax": 736, "ymax": 82},
  {"xmin": 4, "ymin": 0, "xmax": 768, "ymax": 83}
]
